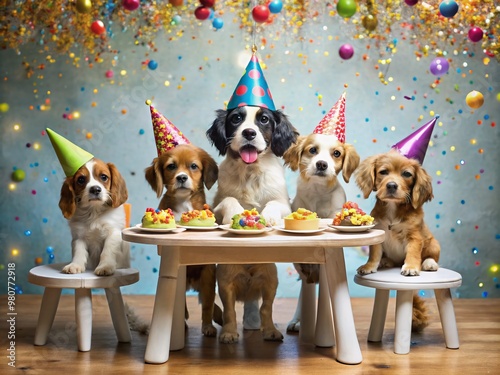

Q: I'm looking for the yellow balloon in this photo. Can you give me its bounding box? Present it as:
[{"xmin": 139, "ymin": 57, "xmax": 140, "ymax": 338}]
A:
[
  {"xmin": 465, "ymin": 90, "xmax": 484, "ymax": 109},
  {"xmin": 75, "ymin": 0, "xmax": 92, "ymax": 14},
  {"xmin": 362, "ymin": 14, "xmax": 378, "ymax": 31}
]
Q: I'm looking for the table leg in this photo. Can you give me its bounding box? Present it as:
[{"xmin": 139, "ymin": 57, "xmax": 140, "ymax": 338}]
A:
[
  {"xmin": 315, "ymin": 264, "xmax": 335, "ymax": 348},
  {"xmin": 144, "ymin": 246, "xmax": 180, "ymax": 364},
  {"xmin": 170, "ymin": 265, "xmax": 186, "ymax": 350},
  {"xmin": 324, "ymin": 247, "xmax": 362, "ymax": 364}
]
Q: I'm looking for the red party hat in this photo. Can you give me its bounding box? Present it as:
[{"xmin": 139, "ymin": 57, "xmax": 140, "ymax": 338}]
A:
[
  {"xmin": 392, "ymin": 116, "xmax": 438, "ymax": 164},
  {"xmin": 150, "ymin": 105, "xmax": 190, "ymax": 156},
  {"xmin": 313, "ymin": 92, "xmax": 346, "ymax": 143}
]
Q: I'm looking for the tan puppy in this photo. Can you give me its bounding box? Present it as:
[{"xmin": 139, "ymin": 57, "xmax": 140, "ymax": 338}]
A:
[
  {"xmin": 355, "ymin": 149, "xmax": 441, "ymax": 330},
  {"xmin": 145, "ymin": 143, "xmax": 221, "ymax": 336}
]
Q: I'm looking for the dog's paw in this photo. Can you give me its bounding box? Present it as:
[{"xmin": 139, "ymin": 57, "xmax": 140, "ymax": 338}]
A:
[
  {"xmin": 261, "ymin": 209, "xmax": 282, "ymax": 227},
  {"xmin": 263, "ymin": 328, "xmax": 284, "ymax": 341},
  {"xmin": 286, "ymin": 320, "xmax": 300, "ymax": 333},
  {"xmin": 62, "ymin": 263, "xmax": 85, "ymax": 274},
  {"xmin": 356, "ymin": 264, "xmax": 378, "ymax": 275},
  {"xmin": 95, "ymin": 263, "xmax": 116, "ymax": 276},
  {"xmin": 219, "ymin": 330, "xmax": 239, "ymax": 344},
  {"xmin": 202, "ymin": 324, "xmax": 217, "ymax": 337},
  {"xmin": 422, "ymin": 258, "xmax": 439, "ymax": 271},
  {"xmin": 401, "ymin": 264, "xmax": 420, "ymax": 276}
]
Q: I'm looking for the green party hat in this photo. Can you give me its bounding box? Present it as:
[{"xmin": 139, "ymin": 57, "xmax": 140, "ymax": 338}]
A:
[{"xmin": 46, "ymin": 128, "xmax": 94, "ymax": 177}]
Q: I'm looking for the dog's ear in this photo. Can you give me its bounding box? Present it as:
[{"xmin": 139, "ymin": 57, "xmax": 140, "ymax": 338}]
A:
[
  {"xmin": 355, "ymin": 155, "xmax": 378, "ymax": 198},
  {"xmin": 271, "ymin": 110, "xmax": 299, "ymax": 157},
  {"xmin": 199, "ymin": 148, "xmax": 219, "ymax": 190},
  {"xmin": 108, "ymin": 163, "xmax": 128, "ymax": 208},
  {"xmin": 283, "ymin": 135, "xmax": 305, "ymax": 171},
  {"xmin": 206, "ymin": 109, "xmax": 228, "ymax": 156},
  {"xmin": 341, "ymin": 143, "xmax": 360, "ymax": 183},
  {"xmin": 59, "ymin": 178, "xmax": 76, "ymax": 219},
  {"xmin": 145, "ymin": 158, "xmax": 165, "ymax": 198},
  {"xmin": 411, "ymin": 164, "xmax": 433, "ymax": 209}
]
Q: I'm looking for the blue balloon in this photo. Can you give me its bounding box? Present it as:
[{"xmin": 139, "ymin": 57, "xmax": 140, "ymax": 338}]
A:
[
  {"xmin": 439, "ymin": 0, "xmax": 459, "ymax": 18},
  {"xmin": 212, "ymin": 18, "xmax": 224, "ymax": 30},
  {"xmin": 148, "ymin": 60, "xmax": 158, "ymax": 70},
  {"xmin": 269, "ymin": 0, "xmax": 283, "ymax": 14}
]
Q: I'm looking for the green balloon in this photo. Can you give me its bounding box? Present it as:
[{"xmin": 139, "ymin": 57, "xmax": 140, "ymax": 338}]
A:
[
  {"xmin": 337, "ymin": 0, "xmax": 357, "ymax": 18},
  {"xmin": 12, "ymin": 169, "xmax": 26, "ymax": 182}
]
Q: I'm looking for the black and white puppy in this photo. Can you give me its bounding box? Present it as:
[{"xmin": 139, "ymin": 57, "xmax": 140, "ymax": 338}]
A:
[{"xmin": 206, "ymin": 105, "xmax": 298, "ymax": 343}]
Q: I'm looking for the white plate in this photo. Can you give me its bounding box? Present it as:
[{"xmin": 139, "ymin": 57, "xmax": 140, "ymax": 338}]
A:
[
  {"xmin": 274, "ymin": 225, "xmax": 327, "ymax": 234},
  {"xmin": 134, "ymin": 224, "xmax": 185, "ymax": 233},
  {"xmin": 328, "ymin": 224, "xmax": 375, "ymax": 232},
  {"xmin": 176, "ymin": 224, "xmax": 219, "ymax": 230},
  {"xmin": 218, "ymin": 224, "xmax": 273, "ymax": 235}
]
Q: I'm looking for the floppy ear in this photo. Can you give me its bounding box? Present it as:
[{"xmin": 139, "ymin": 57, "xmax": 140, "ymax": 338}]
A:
[
  {"xmin": 145, "ymin": 157, "xmax": 165, "ymax": 198},
  {"xmin": 341, "ymin": 143, "xmax": 360, "ymax": 183},
  {"xmin": 199, "ymin": 148, "xmax": 219, "ymax": 190},
  {"xmin": 108, "ymin": 163, "xmax": 128, "ymax": 208},
  {"xmin": 411, "ymin": 164, "xmax": 433, "ymax": 209},
  {"xmin": 355, "ymin": 155, "xmax": 378, "ymax": 198},
  {"xmin": 59, "ymin": 178, "xmax": 76, "ymax": 219},
  {"xmin": 283, "ymin": 136, "xmax": 305, "ymax": 171},
  {"xmin": 271, "ymin": 110, "xmax": 299, "ymax": 157},
  {"xmin": 206, "ymin": 109, "xmax": 229, "ymax": 156}
]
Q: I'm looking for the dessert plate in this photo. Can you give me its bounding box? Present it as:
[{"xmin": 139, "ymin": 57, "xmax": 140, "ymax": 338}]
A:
[
  {"xmin": 218, "ymin": 224, "xmax": 273, "ymax": 235},
  {"xmin": 274, "ymin": 225, "xmax": 327, "ymax": 234},
  {"xmin": 328, "ymin": 224, "xmax": 375, "ymax": 232},
  {"xmin": 176, "ymin": 224, "xmax": 219, "ymax": 230},
  {"xmin": 134, "ymin": 224, "xmax": 185, "ymax": 233}
]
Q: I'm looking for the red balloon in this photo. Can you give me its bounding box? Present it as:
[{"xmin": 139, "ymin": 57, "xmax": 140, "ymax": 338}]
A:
[
  {"xmin": 468, "ymin": 27, "xmax": 484, "ymax": 43},
  {"xmin": 194, "ymin": 6, "xmax": 211, "ymax": 20},
  {"xmin": 122, "ymin": 0, "xmax": 140, "ymax": 11},
  {"xmin": 200, "ymin": 0, "xmax": 215, "ymax": 7},
  {"xmin": 90, "ymin": 20, "xmax": 106, "ymax": 35},
  {"xmin": 252, "ymin": 5, "xmax": 270, "ymax": 23}
]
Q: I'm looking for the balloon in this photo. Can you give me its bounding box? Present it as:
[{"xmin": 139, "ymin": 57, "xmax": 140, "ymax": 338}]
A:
[
  {"xmin": 76, "ymin": 0, "xmax": 92, "ymax": 14},
  {"xmin": 268, "ymin": 0, "xmax": 283, "ymax": 14},
  {"xmin": 90, "ymin": 20, "xmax": 106, "ymax": 35},
  {"xmin": 122, "ymin": 0, "xmax": 140, "ymax": 11},
  {"xmin": 148, "ymin": 60, "xmax": 158, "ymax": 70},
  {"xmin": 172, "ymin": 15, "xmax": 182, "ymax": 25},
  {"xmin": 468, "ymin": 27, "xmax": 483, "ymax": 43},
  {"xmin": 404, "ymin": 0, "xmax": 419, "ymax": 5},
  {"xmin": 12, "ymin": 169, "xmax": 26, "ymax": 182},
  {"xmin": 194, "ymin": 6, "xmax": 211, "ymax": 20},
  {"xmin": 429, "ymin": 57, "xmax": 449, "ymax": 76},
  {"xmin": 169, "ymin": 0, "xmax": 183, "ymax": 6},
  {"xmin": 212, "ymin": 18, "xmax": 223, "ymax": 30},
  {"xmin": 337, "ymin": 0, "xmax": 357, "ymax": 19},
  {"xmin": 105, "ymin": 70, "xmax": 114, "ymax": 78},
  {"xmin": 252, "ymin": 5, "xmax": 270, "ymax": 23},
  {"xmin": 439, "ymin": 0, "xmax": 459, "ymax": 18},
  {"xmin": 339, "ymin": 44, "xmax": 354, "ymax": 60},
  {"xmin": 362, "ymin": 14, "xmax": 378, "ymax": 31},
  {"xmin": 465, "ymin": 91, "xmax": 484, "ymax": 109},
  {"xmin": 200, "ymin": 0, "xmax": 215, "ymax": 7}
]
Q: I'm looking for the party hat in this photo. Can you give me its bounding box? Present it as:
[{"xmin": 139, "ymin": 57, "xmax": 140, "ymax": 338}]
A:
[
  {"xmin": 46, "ymin": 128, "xmax": 94, "ymax": 177},
  {"xmin": 227, "ymin": 54, "xmax": 276, "ymax": 111},
  {"xmin": 313, "ymin": 92, "xmax": 346, "ymax": 143},
  {"xmin": 150, "ymin": 105, "xmax": 190, "ymax": 156},
  {"xmin": 391, "ymin": 116, "xmax": 438, "ymax": 164}
]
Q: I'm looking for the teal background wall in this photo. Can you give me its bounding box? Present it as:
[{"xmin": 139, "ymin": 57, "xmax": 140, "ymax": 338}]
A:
[{"xmin": 1, "ymin": 2, "xmax": 499, "ymax": 299}]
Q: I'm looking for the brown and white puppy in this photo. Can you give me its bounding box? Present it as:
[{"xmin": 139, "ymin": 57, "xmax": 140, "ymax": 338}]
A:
[
  {"xmin": 145, "ymin": 143, "xmax": 221, "ymax": 336},
  {"xmin": 206, "ymin": 105, "xmax": 299, "ymax": 343},
  {"xmin": 355, "ymin": 149, "xmax": 441, "ymax": 331},
  {"xmin": 59, "ymin": 158, "xmax": 130, "ymax": 276},
  {"xmin": 283, "ymin": 133, "xmax": 359, "ymax": 332}
]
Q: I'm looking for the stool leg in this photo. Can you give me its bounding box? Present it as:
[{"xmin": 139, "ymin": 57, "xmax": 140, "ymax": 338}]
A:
[
  {"xmin": 34, "ymin": 288, "xmax": 62, "ymax": 346},
  {"xmin": 368, "ymin": 289, "xmax": 390, "ymax": 342},
  {"xmin": 298, "ymin": 280, "xmax": 316, "ymax": 344},
  {"xmin": 75, "ymin": 288, "xmax": 93, "ymax": 352},
  {"xmin": 394, "ymin": 290, "xmax": 413, "ymax": 354},
  {"xmin": 434, "ymin": 288, "xmax": 460, "ymax": 349},
  {"xmin": 315, "ymin": 264, "xmax": 335, "ymax": 348},
  {"xmin": 105, "ymin": 287, "xmax": 131, "ymax": 343},
  {"xmin": 170, "ymin": 265, "xmax": 186, "ymax": 351}
]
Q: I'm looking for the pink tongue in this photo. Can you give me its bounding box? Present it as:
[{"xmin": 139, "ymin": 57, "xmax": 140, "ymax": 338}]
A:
[{"xmin": 240, "ymin": 148, "xmax": 258, "ymax": 164}]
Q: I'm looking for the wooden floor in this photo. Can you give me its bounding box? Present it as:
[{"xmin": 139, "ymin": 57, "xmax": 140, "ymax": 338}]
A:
[{"xmin": 2, "ymin": 295, "xmax": 499, "ymax": 374}]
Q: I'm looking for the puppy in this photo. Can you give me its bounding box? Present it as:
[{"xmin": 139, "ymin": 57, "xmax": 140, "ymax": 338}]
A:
[
  {"xmin": 144, "ymin": 143, "xmax": 221, "ymax": 336},
  {"xmin": 59, "ymin": 158, "xmax": 130, "ymax": 276},
  {"xmin": 206, "ymin": 105, "xmax": 298, "ymax": 343},
  {"xmin": 355, "ymin": 149, "xmax": 441, "ymax": 330},
  {"xmin": 283, "ymin": 133, "xmax": 360, "ymax": 332}
]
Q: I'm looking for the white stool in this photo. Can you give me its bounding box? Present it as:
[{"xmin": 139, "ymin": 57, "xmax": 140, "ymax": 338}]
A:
[
  {"xmin": 354, "ymin": 267, "xmax": 462, "ymax": 354},
  {"xmin": 28, "ymin": 263, "xmax": 139, "ymax": 351}
]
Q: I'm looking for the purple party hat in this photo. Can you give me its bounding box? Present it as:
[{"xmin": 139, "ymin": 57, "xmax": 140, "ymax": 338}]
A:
[
  {"xmin": 392, "ymin": 116, "xmax": 438, "ymax": 164},
  {"xmin": 226, "ymin": 54, "xmax": 276, "ymax": 111}
]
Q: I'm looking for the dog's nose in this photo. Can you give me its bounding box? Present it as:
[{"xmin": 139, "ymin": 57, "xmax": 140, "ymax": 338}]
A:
[
  {"xmin": 89, "ymin": 186, "xmax": 101, "ymax": 195},
  {"xmin": 176, "ymin": 174, "xmax": 188, "ymax": 183},
  {"xmin": 242, "ymin": 128, "xmax": 257, "ymax": 141},
  {"xmin": 386, "ymin": 182, "xmax": 398, "ymax": 193},
  {"xmin": 316, "ymin": 160, "xmax": 328, "ymax": 171}
]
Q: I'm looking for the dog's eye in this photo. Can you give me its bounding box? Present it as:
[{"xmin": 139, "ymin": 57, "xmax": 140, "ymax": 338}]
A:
[
  {"xmin": 309, "ymin": 147, "xmax": 317, "ymax": 155},
  {"xmin": 260, "ymin": 115, "xmax": 270, "ymax": 125},
  {"xmin": 402, "ymin": 171, "xmax": 413, "ymax": 178},
  {"xmin": 167, "ymin": 163, "xmax": 176, "ymax": 171},
  {"xmin": 190, "ymin": 163, "xmax": 198, "ymax": 170},
  {"xmin": 230, "ymin": 114, "xmax": 242, "ymax": 124},
  {"xmin": 333, "ymin": 150, "xmax": 341, "ymax": 158},
  {"xmin": 379, "ymin": 169, "xmax": 389, "ymax": 175},
  {"xmin": 100, "ymin": 174, "xmax": 109, "ymax": 182},
  {"xmin": 76, "ymin": 176, "xmax": 86, "ymax": 185}
]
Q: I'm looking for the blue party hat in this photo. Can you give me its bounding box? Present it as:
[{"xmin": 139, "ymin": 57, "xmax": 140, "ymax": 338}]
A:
[
  {"xmin": 392, "ymin": 116, "xmax": 438, "ymax": 164},
  {"xmin": 227, "ymin": 54, "xmax": 276, "ymax": 111}
]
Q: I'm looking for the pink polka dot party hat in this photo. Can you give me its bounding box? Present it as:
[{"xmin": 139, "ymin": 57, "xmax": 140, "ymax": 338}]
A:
[{"xmin": 313, "ymin": 91, "xmax": 346, "ymax": 143}]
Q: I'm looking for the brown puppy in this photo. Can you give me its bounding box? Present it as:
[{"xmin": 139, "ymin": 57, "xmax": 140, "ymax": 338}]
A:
[
  {"xmin": 145, "ymin": 144, "xmax": 221, "ymax": 336},
  {"xmin": 355, "ymin": 149, "xmax": 441, "ymax": 330}
]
